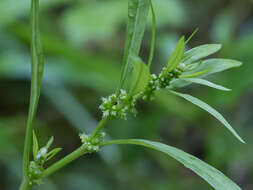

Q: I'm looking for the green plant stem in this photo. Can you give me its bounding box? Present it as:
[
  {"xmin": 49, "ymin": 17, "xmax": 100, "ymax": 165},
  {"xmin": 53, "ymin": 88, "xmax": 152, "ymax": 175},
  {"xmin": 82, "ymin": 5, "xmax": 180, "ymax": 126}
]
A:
[
  {"xmin": 90, "ymin": 117, "xmax": 109, "ymax": 138},
  {"xmin": 41, "ymin": 117, "xmax": 109, "ymax": 178},
  {"xmin": 19, "ymin": 180, "xmax": 30, "ymax": 190},
  {"xmin": 23, "ymin": 0, "xmax": 44, "ymax": 181},
  {"xmin": 42, "ymin": 146, "xmax": 88, "ymax": 178},
  {"xmin": 20, "ymin": 0, "xmax": 44, "ymax": 189},
  {"xmin": 148, "ymin": 0, "xmax": 156, "ymax": 68}
]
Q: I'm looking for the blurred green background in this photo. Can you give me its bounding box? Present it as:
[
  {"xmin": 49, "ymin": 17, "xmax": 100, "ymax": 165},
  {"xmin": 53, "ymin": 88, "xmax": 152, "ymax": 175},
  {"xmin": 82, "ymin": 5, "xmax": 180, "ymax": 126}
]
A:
[{"xmin": 0, "ymin": 0, "xmax": 253, "ymax": 189}]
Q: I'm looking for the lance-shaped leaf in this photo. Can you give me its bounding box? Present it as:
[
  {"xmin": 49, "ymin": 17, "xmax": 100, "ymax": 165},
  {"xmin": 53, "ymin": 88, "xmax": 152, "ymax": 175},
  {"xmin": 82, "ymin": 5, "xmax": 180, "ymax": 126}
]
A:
[
  {"xmin": 118, "ymin": 0, "xmax": 150, "ymax": 91},
  {"xmin": 46, "ymin": 148, "xmax": 62, "ymax": 161},
  {"xmin": 170, "ymin": 59, "xmax": 242, "ymax": 89},
  {"xmin": 182, "ymin": 44, "xmax": 222, "ymax": 65},
  {"xmin": 130, "ymin": 62, "xmax": 150, "ymax": 95},
  {"xmin": 102, "ymin": 139, "xmax": 242, "ymax": 190},
  {"xmin": 181, "ymin": 78, "xmax": 231, "ymax": 91},
  {"xmin": 45, "ymin": 136, "xmax": 54, "ymax": 149},
  {"xmin": 167, "ymin": 36, "xmax": 185, "ymax": 72},
  {"xmin": 32, "ymin": 131, "xmax": 39, "ymax": 160},
  {"xmin": 169, "ymin": 90, "xmax": 244, "ymax": 143}
]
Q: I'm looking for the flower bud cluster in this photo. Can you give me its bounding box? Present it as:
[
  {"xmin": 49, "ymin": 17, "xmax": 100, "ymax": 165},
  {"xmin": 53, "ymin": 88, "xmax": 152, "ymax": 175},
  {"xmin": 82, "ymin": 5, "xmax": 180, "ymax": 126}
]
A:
[
  {"xmin": 28, "ymin": 161, "xmax": 43, "ymax": 186},
  {"xmin": 99, "ymin": 89, "xmax": 138, "ymax": 120},
  {"xmin": 79, "ymin": 132, "xmax": 106, "ymax": 153},
  {"xmin": 142, "ymin": 64, "xmax": 185, "ymax": 101}
]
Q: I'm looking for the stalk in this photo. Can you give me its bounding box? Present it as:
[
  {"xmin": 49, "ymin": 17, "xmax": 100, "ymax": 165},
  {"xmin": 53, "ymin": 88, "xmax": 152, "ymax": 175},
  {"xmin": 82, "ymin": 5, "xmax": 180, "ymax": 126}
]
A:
[{"xmin": 19, "ymin": 0, "xmax": 44, "ymax": 189}]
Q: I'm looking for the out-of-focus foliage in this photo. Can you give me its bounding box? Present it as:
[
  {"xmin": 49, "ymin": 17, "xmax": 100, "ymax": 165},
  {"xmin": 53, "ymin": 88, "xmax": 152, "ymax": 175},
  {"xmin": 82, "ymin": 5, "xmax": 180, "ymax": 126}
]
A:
[{"xmin": 0, "ymin": 0, "xmax": 253, "ymax": 189}]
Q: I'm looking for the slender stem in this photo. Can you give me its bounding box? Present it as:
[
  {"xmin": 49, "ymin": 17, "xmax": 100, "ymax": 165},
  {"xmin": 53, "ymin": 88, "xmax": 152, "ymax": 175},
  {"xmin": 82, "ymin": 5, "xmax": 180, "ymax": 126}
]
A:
[
  {"xmin": 42, "ymin": 146, "xmax": 87, "ymax": 178},
  {"xmin": 23, "ymin": 0, "xmax": 44, "ymax": 174},
  {"xmin": 90, "ymin": 117, "xmax": 109, "ymax": 139},
  {"xmin": 148, "ymin": 0, "xmax": 156, "ymax": 68},
  {"xmin": 19, "ymin": 179, "xmax": 30, "ymax": 190},
  {"xmin": 41, "ymin": 117, "xmax": 108, "ymax": 178},
  {"xmin": 20, "ymin": 0, "xmax": 44, "ymax": 189}
]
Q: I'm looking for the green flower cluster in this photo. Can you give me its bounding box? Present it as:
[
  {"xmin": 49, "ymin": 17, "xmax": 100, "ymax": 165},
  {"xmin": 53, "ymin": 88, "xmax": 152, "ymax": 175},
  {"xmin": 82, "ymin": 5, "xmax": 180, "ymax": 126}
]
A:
[
  {"xmin": 28, "ymin": 161, "xmax": 43, "ymax": 186},
  {"xmin": 99, "ymin": 89, "xmax": 139, "ymax": 119},
  {"xmin": 143, "ymin": 63, "xmax": 185, "ymax": 101},
  {"xmin": 99, "ymin": 63, "xmax": 186, "ymax": 119},
  {"xmin": 79, "ymin": 132, "xmax": 106, "ymax": 153}
]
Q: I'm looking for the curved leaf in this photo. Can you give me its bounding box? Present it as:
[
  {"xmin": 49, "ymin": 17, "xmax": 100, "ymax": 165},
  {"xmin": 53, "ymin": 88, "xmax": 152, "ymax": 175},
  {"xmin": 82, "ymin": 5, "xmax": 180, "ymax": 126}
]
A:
[
  {"xmin": 182, "ymin": 44, "xmax": 221, "ymax": 65},
  {"xmin": 167, "ymin": 36, "xmax": 185, "ymax": 72},
  {"xmin": 118, "ymin": 0, "xmax": 150, "ymax": 91},
  {"xmin": 130, "ymin": 62, "xmax": 150, "ymax": 95},
  {"xmin": 170, "ymin": 59, "xmax": 242, "ymax": 89},
  {"xmin": 102, "ymin": 139, "xmax": 242, "ymax": 190},
  {"xmin": 169, "ymin": 90, "xmax": 244, "ymax": 143},
  {"xmin": 181, "ymin": 78, "xmax": 231, "ymax": 91}
]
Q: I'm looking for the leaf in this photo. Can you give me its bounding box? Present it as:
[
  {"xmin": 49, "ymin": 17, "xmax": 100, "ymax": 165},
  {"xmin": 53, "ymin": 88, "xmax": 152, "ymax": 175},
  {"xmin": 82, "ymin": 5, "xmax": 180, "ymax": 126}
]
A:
[
  {"xmin": 169, "ymin": 90, "xmax": 244, "ymax": 143},
  {"xmin": 130, "ymin": 62, "xmax": 150, "ymax": 95},
  {"xmin": 118, "ymin": 0, "xmax": 150, "ymax": 91},
  {"xmin": 180, "ymin": 69, "xmax": 210, "ymax": 78},
  {"xmin": 102, "ymin": 139, "xmax": 242, "ymax": 190},
  {"xmin": 181, "ymin": 78, "xmax": 231, "ymax": 91},
  {"xmin": 182, "ymin": 44, "xmax": 222, "ymax": 65},
  {"xmin": 32, "ymin": 130, "xmax": 39, "ymax": 160},
  {"xmin": 46, "ymin": 148, "xmax": 62, "ymax": 161},
  {"xmin": 170, "ymin": 59, "xmax": 242, "ymax": 89},
  {"xmin": 45, "ymin": 136, "xmax": 54, "ymax": 149},
  {"xmin": 185, "ymin": 28, "xmax": 199, "ymax": 45},
  {"xmin": 197, "ymin": 59, "xmax": 242, "ymax": 76},
  {"xmin": 167, "ymin": 36, "xmax": 185, "ymax": 72}
]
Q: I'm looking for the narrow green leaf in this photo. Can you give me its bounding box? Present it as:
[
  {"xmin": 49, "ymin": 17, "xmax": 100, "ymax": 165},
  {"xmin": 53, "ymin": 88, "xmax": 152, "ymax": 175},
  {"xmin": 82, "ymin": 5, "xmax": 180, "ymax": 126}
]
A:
[
  {"xmin": 45, "ymin": 136, "xmax": 54, "ymax": 149},
  {"xmin": 185, "ymin": 28, "xmax": 199, "ymax": 45},
  {"xmin": 197, "ymin": 59, "xmax": 242, "ymax": 76},
  {"xmin": 167, "ymin": 36, "xmax": 185, "ymax": 72},
  {"xmin": 130, "ymin": 62, "xmax": 150, "ymax": 95},
  {"xmin": 32, "ymin": 130, "xmax": 39, "ymax": 160},
  {"xmin": 181, "ymin": 78, "xmax": 231, "ymax": 91},
  {"xmin": 180, "ymin": 69, "xmax": 210, "ymax": 78},
  {"xmin": 170, "ymin": 59, "xmax": 242, "ymax": 89},
  {"xmin": 169, "ymin": 90, "xmax": 245, "ymax": 143},
  {"xmin": 102, "ymin": 139, "xmax": 242, "ymax": 190},
  {"xmin": 182, "ymin": 44, "xmax": 222, "ymax": 65},
  {"xmin": 118, "ymin": 0, "xmax": 150, "ymax": 92},
  {"xmin": 46, "ymin": 148, "xmax": 62, "ymax": 161}
]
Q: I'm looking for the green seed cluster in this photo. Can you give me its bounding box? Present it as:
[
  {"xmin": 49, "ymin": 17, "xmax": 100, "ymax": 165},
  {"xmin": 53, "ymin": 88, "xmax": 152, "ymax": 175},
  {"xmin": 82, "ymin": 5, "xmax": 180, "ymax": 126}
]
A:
[
  {"xmin": 143, "ymin": 64, "xmax": 185, "ymax": 101},
  {"xmin": 99, "ymin": 89, "xmax": 138, "ymax": 119},
  {"xmin": 79, "ymin": 132, "xmax": 106, "ymax": 153},
  {"xmin": 99, "ymin": 64, "xmax": 186, "ymax": 119},
  {"xmin": 28, "ymin": 161, "xmax": 43, "ymax": 186}
]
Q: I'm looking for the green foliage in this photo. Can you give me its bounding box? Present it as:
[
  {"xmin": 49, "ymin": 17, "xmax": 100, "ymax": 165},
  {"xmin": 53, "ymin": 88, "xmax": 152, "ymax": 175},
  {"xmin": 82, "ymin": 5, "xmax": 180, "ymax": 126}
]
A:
[
  {"xmin": 118, "ymin": 0, "xmax": 150, "ymax": 91},
  {"xmin": 181, "ymin": 78, "xmax": 231, "ymax": 91},
  {"xmin": 167, "ymin": 36, "xmax": 185, "ymax": 72},
  {"xmin": 169, "ymin": 90, "xmax": 244, "ymax": 143},
  {"xmin": 6, "ymin": 0, "xmax": 245, "ymax": 190},
  {"xmin": 102, "ymin": 139, "xmax": 242, "ymax": 190},
  {"xmin": 182, "ymin": 44, "xmax": 222, "ymax": 65},
  {"xmin": 130, "ymin": 62, "xmax": 150, "ymax": 95}
]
